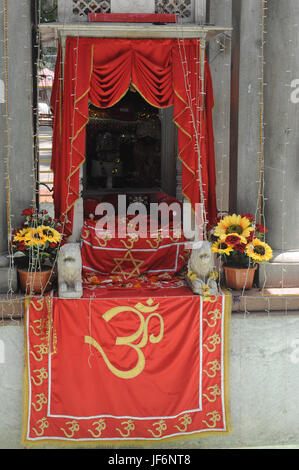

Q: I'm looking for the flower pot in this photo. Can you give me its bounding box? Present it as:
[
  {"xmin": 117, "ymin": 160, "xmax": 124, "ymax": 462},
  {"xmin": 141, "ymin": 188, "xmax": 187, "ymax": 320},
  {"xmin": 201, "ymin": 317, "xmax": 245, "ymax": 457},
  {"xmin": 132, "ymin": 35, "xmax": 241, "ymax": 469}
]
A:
[
  {"xmin": 18, "ymin": 267, "xmax": 55, "ymax": 294},
  {"xmin": 223, "ymin": 264, "xmax": 257, "ymax": 290}
]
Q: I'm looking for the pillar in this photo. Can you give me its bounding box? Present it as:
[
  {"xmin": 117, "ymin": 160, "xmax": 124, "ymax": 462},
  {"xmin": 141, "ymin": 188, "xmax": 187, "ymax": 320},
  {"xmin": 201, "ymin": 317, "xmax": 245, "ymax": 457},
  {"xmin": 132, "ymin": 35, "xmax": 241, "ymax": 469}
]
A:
[
  {"xmin": 260, "ymin": 0, "xmax": 299, "ymax": 287},
  {"xmin": 0, "ymin": 1, "xmax": 35, "ymax": 291}
]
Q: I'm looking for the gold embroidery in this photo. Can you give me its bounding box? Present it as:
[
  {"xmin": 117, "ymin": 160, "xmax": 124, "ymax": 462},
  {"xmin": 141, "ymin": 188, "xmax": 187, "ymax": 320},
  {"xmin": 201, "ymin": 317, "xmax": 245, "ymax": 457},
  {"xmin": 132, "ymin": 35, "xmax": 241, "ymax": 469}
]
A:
[
  {"xmin": 203, "ymin": 384, "xmax": 221, "ymax": 403},
  {"xmin": 203, "ymin": 333, "xmax": 221, "ymax": 352},
  {"xmin": 146, "ymin": 235, "xmax": 163, "ymax": 249},
  {"xmin": 85, "ymin": 299, "xmax": 164, "ymax": 379},
  {"xmin": 32, "ymin": 393, "xmax": 47, "ymax": 412},
  {"xmin": 81, "ymin": 228, "xmax": 90, "ymax": 240},
  {"xmin": 94, "ymin": 232, "xmax": 112, "ymax": 247},
  {"xmin": 203, "ymin": 360, "xmax": 221, "ymax": 378},
  {"xmin": 88, "ymin": 419, "xmax": 106, "ymax": 438},
  {"xmin": 148, "ymin": 420, "xmax": 167, "ymax": 438},
  {"xmin": 112, "ymin": 250, "xmax": 144, "ymax": 280},
  {"xmin": 120, "ymin": 235, "xmax": 139, "ymax": 249},
  {"xmin": 30, "ymin": 319, "xmax": 43, "ymax": 337},
  {"xmin": 116, "ymin": 419, "xmax": 135, "ymax": 437},
  {"xmin": 203, "ymin": 308, "xmax": 222, "ymax": 328},
  {"xmin": 202, "ymin": 410, "xmax": 221, "ymax": 428},
  {"xmin": 30, "ymin": 343, "xmax": 48, "ymax": 362},
  {"xmin": 203, "ymin": 295, "xmax": 218, "ymax": 303},
  {"xmin": 31, "ymin": 368, "xmax": 48, "ymax": 386},
  {"xmin": 30, "ymin": 298, "xmax": 44, "ymax": 311},
  {"xmin": 32, "ymin": 417, "xmax": 49, "ymax": 436},
  {"xmin": 60, "ymin": 420, "xmax": 80, "ymax": 438},
  {"xmin": 174, "ymin": 414, "xmax": 192, "ymax": 432}
]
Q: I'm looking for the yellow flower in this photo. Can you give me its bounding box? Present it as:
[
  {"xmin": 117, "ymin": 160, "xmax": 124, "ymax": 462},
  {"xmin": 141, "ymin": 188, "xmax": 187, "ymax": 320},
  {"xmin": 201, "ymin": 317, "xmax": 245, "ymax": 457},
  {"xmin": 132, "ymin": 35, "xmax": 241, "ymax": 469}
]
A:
[
  {"xmin": 13, "ymin": 227, "xmax": 32, "ymax": 242},
  {"xmin": 187, "ymin": 270, "xmax": 198, "ymax": 281},
  {"xmin": 23, "ymin": 228, "xmax": 47, "ymax": 246},
  {"xmin": 212, "ymin": 240, "xmax": 233, "ymax": 256},
  {"xmin": 214, "ymin": 214, "xmax": 253, "ymax": 240},
  {"xmin": 201, "ymin": 284, "xmax": 211, "ymax": 296},
  {"xmin": 209, "ymin": 270, "xmax": 219, "ymax": 281},
  {"xmin": 246, "ymin": 238, "xmax": 273, "ymax": 263},
  {"xmin": 38, "ymin": 225, "xmax": 61, "ymax": 244}
]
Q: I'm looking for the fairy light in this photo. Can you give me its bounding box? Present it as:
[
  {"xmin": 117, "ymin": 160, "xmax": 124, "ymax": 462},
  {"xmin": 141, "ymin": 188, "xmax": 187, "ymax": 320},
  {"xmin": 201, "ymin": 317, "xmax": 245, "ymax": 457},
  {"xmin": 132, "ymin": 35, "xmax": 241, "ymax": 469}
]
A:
[
  {"xmin": 175, "ymin": 13, "xmax": 208, "ymax": 238},
  {"xmin": 239, "ymin": 0, "xmax": 268, "ymax": 299}
]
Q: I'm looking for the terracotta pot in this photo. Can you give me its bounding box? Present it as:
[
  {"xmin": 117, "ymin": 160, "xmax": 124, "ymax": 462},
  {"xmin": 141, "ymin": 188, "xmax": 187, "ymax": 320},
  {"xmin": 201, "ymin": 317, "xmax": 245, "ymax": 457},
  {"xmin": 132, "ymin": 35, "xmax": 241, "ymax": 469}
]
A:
[
  {"xmin": 18, "ymin": 267, "xmax": 55, "ymax": 294},
  {"xmin": 223, "ymin": 264, "xmax": 257, "ymax": 290}
]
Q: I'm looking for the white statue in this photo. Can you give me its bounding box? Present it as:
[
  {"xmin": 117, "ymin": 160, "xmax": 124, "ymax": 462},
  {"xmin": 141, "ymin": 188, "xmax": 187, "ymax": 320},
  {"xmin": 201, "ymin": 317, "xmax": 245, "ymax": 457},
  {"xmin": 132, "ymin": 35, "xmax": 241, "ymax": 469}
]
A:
[
  {"xmin": 57, "ymin": 243, "xmax": 83, "ymax": 299},
  {"xmin": 187, "ymin": 241, "xmax": 219, "ymax": 297}
]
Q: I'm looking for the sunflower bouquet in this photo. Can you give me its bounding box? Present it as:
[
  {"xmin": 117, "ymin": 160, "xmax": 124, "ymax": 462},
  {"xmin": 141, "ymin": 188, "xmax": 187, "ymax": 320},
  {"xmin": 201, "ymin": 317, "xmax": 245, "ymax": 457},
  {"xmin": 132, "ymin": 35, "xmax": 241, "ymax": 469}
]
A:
[
  {"xmin": 11, "ymin": 208, "xmax": 62, "ymax": 269},
  {"xmin": 210, "ymin": 213, "xmax": 273, "ymax": 267}
]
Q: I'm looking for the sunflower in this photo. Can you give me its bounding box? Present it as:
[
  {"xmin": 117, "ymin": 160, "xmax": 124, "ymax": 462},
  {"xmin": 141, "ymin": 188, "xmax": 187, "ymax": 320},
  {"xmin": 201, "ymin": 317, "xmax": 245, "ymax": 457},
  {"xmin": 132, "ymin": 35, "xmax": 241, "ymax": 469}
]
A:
[
  {"xmin": 246, "ymin": 238, "xmax": 273, "ymax": 263},
  {"xmin": 214, "ymin": 214, "xmax": 254, "ymax": 240},
  {"xmin": 13, "ymin": 227, "xmax": 32, "ymax": 242},
  {"xmin": 23, "ymin": 228, "xmax": 47, "ymax": 246},
  {"xmin": 212, "ymin": 240, "xmax": 233, "ymax": 256},
  {"xmin": 37, "ymin": 225, "xmax": 61, "ymax": 244}
]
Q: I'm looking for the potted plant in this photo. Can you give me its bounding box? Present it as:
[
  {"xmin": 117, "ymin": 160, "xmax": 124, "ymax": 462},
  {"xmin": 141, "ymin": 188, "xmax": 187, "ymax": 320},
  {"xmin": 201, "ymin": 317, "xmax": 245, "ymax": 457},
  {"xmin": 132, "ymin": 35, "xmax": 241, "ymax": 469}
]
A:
[
  {"xmin": 11, "ymin": 208, "xmax": 62, "ymax": 294},
  {"xmin": 210, "ymin": 213, "xmax": 273, "ymax": 290}
]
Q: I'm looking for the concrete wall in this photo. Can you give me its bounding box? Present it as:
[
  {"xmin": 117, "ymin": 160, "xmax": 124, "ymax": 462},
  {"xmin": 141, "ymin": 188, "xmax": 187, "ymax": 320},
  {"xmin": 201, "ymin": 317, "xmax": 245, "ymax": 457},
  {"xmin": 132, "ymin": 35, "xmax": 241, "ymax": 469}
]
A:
[
  {"xmin": 208, "ymin": 0, "xmax": 232, "ymax": 215},
  {"xmin": 0, "ymin": 0, "xmax": 35, "ymax": 255},
  {"xmin": 1, "ymin": 314, "xmax": 299, "ymax": 449}
]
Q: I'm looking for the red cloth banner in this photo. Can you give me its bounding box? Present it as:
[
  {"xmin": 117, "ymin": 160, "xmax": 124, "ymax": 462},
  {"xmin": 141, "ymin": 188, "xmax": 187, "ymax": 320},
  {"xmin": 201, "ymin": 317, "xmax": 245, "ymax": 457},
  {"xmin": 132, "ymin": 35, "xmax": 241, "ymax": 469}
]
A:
[
  {"xmin": 81, "ymin": 217, "xmax": 187, "ymax": 281},
  {"xmin": 23, "ymin": 292, "xmax": 231, "ymax": 446},
  {"xmin": 51, "ymin": 38, "xmax": 217, "ymax": 236}
]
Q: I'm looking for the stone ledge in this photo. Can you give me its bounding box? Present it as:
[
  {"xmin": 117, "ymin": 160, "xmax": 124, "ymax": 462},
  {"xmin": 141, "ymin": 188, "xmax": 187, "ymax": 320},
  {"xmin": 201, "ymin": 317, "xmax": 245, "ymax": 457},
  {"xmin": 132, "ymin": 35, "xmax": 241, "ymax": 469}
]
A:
[
  {"xmin": 0, "ymin": 294, "xmax": 24, "ymax": 319},
  {"xmin": 1, "ymin": 289, "xmax": 299, "ymax": 319},
  {"xmin": 231, "ymin": 288, "xmax": 299, "ymax": 313}
]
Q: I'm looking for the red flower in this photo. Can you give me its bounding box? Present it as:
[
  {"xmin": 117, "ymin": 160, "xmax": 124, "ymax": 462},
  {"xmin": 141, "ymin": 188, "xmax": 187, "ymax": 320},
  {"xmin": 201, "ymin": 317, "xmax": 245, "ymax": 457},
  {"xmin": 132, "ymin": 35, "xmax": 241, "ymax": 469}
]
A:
[
  {"xmin": 241, "ymin": 213, "xmax": 255, "ymax": 222},
  {"xmin": 225, "ymin": 234, "xmax": 243, "ymax": 246},
  {"xmin": 255, "ymin": 223, "xmax": 268, "ymax": 233},
  {"xmin": 247, "ymin": 231, "xmax": 254, "ymax": 242},
  {"xmin": 50, "ymin": 242, "xmax": 57, "ymax": 248},
  {"xmin": 234, "ymin": 243, "xmax": 246, "ymax": 253},
  {"xmin": 18, "ymin": 242, "xmax": 26, "ymax": 251},
  {"xmin": 22, "ymin": 208, "xmax": 34, "ymax": 216}
]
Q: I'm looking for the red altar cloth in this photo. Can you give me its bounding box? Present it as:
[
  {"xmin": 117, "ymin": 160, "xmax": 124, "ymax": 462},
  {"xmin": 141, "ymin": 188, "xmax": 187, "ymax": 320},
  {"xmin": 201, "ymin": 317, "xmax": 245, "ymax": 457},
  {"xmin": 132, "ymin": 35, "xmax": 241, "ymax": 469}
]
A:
[{"xmin": 23, "ymin": 290, "xmax": 231, "ymax": 446}]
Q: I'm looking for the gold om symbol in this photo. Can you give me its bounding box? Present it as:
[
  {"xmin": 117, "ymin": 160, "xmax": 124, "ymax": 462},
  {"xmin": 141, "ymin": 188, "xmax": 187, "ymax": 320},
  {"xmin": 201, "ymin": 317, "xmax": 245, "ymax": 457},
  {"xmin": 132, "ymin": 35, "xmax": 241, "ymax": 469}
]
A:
[
  {"xmin": 33, "ymin": 417, "xmax": 49, "ymax": 436},
  {"xmin": 148, "ymin": 420, "xmax": 167, "ymax": 438},
  {"xmin": 116, "ymin": 419, "xmax": 135, "ymax": 437},
  {"xmin": 32, "ymin": 393, "xmax": 47, "ymax": 412},
  {"xmin": 60, "ymin": 420, "xmax": 80, "ymax": 438},
  {"xmin": 88, "ymin": 419, "xmax": 106, "ymax": 438},
  {"xmin": 203, "ymin": 333, "xmax": 221, "ymax": 352},
  {"xmin": 174, "ymin": 414, "xmax": 192, "ymax": 432},
  {"xmin": 203, "ymin": 309, "xmax": 222, "ymax": 328},
  {"xmin": 30, "ymin": 299, "xmax": 44, "ymax": 311},
  {"xmin": 202, "ymin": 410, "xmax": 221, "ymax": 428},
  {"xmin": 84, "ymin": 299, "xmax": 164, "ymax": 379},
  {"xmin": 203, "ymin": 384, "xmax": 221, "ymax": 403},
  {"xmin": 30, "ymin": 343, "xmax": 48, "ymax": 362},
  {"xmin": 31, "ymin": 368, "xmax": 48, "ymax": 386},
  {"xmin": 203, "ymin": 360, "xmax": 221, "ymax": 378},
  {"xmin": 30, "ymin": 319, "xmax": 43, "ymax": 337}
]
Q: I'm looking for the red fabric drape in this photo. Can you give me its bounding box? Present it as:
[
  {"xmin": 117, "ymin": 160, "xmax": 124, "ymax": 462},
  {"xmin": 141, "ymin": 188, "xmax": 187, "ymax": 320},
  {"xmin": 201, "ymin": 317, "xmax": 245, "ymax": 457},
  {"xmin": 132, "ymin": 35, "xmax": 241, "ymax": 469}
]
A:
[{"xmin": 51, "ymin": 37, "xmax": 217, "ymax": 235}]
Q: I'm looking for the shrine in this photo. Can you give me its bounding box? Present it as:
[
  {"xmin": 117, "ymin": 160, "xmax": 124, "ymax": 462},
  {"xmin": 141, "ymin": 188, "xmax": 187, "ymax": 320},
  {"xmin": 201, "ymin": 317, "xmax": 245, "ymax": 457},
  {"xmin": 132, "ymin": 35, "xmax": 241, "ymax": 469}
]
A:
[{"xmin": 2, "ymin": 0, "xmax": 299, "ymax": 451}]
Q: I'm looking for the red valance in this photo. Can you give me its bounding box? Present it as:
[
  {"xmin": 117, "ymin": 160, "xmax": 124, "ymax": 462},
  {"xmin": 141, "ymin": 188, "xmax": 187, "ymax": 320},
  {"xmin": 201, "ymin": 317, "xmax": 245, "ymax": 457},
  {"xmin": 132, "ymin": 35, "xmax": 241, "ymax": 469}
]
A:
[{"xmin": 51, "ymin": 37, "xmax": 217, "ymax": 235}]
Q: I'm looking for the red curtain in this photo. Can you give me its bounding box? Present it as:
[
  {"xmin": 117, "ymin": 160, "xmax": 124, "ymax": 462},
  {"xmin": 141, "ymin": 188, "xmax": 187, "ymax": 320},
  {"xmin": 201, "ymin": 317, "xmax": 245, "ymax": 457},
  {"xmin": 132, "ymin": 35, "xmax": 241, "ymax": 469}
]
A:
[{"xmin": 51, "ymin": 37, "xmax": 217, "ymax": 236}]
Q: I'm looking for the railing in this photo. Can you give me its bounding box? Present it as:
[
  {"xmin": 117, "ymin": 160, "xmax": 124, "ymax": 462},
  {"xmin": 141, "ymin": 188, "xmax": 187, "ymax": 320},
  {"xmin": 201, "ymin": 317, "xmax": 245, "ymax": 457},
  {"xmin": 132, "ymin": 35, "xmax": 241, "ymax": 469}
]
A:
[{"xmin": 58, "ymin": 0, "xmax": 206, "ymax": 23}]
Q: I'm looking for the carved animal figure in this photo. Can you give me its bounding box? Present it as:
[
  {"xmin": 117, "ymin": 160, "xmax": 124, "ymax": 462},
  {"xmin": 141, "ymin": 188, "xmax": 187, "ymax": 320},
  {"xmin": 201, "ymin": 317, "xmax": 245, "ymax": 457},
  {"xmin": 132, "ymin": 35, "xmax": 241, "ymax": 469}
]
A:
[
  {"xmin": 57, "ymin": 243, "xmax": 83, "ymax": 298},
  {"xmin": 188, "ymin": 241, "xmax": 214, "ymax": 281},
  {"xmin": 187, "ymin": 241, "xmax": 219, "ymax": 296}
]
